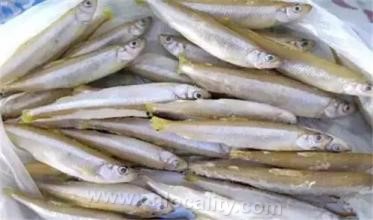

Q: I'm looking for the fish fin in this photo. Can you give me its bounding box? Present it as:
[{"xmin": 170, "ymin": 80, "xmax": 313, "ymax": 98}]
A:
[
  {"xmin": 144, "ymin": 103, "xmax": 154, "ymax": 117},
  {"xmin": 135, "ymin": 0, "xmax": 146, "ymax": 5},
  {"xmin": 102, "ymin": 7, "xmax": 113, "ymax": 20},
  {"xmin": 150, "ymin": 116, "xmax": 171, "ymax": 131},
  {"xmin": 184, "ymin": 172, "xmax": 200, "ymax": 183},
  {"xmin": 2, "ymin": 188, "xmax": 15, "ymax": 197},
  {"xmin": 21, "ymin": 111, "xmax": 34, "ymax": 123},
  {"xmin": 177, "ymin": 53, "xmax": 189, "ymax": 74}
]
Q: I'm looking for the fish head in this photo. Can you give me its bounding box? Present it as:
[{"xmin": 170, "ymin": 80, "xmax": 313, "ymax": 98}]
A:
[
  {"xmin": 159, "ymin": 34, "xmax": 185, "ymax": 56},
  {"xmin": 117, "ymin": 38, "xmax": 146, "ymax": 62},
  {"xmin": 325, "ymin": 138, "xmax": 351, "ymax": 152},
  {"xmin": 289, "ymin": 38, "xmax": 315, "ymax": 51},
  {"xmin": 296, "ymin": 132, "xmax": 333, "ymax": 150},
  {"xmin": 173, "ymin": 84, "xmax": 211, "ymax": 100},
  {"xmin": 160, "ymin": 151, "xmax": 188, "ymax": 171},
  {"xmin": 76, "ymin": 0, "xmax": 97, "ymax": 23},
  {"xmin": 97, "ymin": 164, "xmax": 137, "ymax": 183},
  {"xmin": 129, "ymin": 17, "xmax": 152, "ymax": 36},
  {"xmin": 276, "ymin": 3, "xmax": 312, "ymax": 23},
  {"xmin": 323, "ymin": 99, "xmax": 356, "ymax": 118},
  {"xmin": 343, "ymin": 82, "xmax": 373, "ymax": 97},
  {"xmin": 250, "ymin": 50, "xmax": 282, "ymax": 69}
]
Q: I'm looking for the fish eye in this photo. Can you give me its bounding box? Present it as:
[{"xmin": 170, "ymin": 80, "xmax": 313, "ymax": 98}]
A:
[
  {"xmin": 342, "ymin": 104, "xmax": 350, "ymax": 112},
  {"xmin": 83, "ymin": 0, "xmax": 93, "ymax": 7},
  {"xmin": 165, "ymin": 36, "xmax": 173, "ymax": 42},
  {"xmin": 193, "ymin": 92, "xmax": 203, "ymax": 99},
  {"xmin": 140, "ymin": 19, "xmax": 147, "ymax": 25},
  {"xmin": 130, "ymin": 40, "xmax": 138, "ymax": 47},
  {"xmin": 315, "ymin": 134, "xmax": 322, "ymax": 141},
  {"xmin": 118, "ymin": 166, "xmax": 128, "ymax": 175},
  {"xmin": 300, "ymin": 40, "xmax": 309, "ymax": 47},
  {"xmin": 293, "ymin": 5, "xmax": 302, "ymax": 13},
  {"xmin": 265, "ymin": 54, "xmax": 275, "ymax": 62},
  {"xmin": 364, "ymin": 84, "xmax": 372, "ymax": 91}
]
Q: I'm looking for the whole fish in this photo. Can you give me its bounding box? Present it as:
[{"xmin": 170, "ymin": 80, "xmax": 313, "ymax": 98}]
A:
[
  {"xmin": 65, "ymin": 17, "xmax": 152, "ymax": 57},
  {"xmin": 232, "ymin": 27, "xmax": 373, "ymax": 97},
  {"xmin": 179, "ymin": 58, "xmax": 356, "ymax": 118},
  {"xmin": 146, "ymin": 99, "xmax": 297, "ymax": 123},
  {"xmin": 146, "ymin": 178, "xmax": 266, "ymax": 220},
  {"xmin": 151, "ymin": 117, "xmax": 337, "ymax": 151},
  {"xmin": 0, "ymin": 89, "xmax": 71, "ymax": 118},
  {"xmin": 38, "ymin": 181, "xmax": 174, "ymax": 218},
  {"xmin": 186, "ymin": 175, "xmax": 339, "ymax": 220},
  {"xmin": 54, "ymin": 118, "xmax": 230, "ymax": 158},
  {"xmin": 230, "ymin": 151, "xmax": 373, "ymax": 172},
  {"xmin": 0, "ymin": 0, "xmax": 97, "ymax": 85},
  {"xmin": 5, "ymin": 189, "xmax": 129, "ymax": 220},
  {"xmin": 128, "ymin": 53, "xmax": 192, "ymax": 83},
  {"xmin": 21, "ymin": 83, "xmax": 210, "ymax": 122},
  {"xmin": 3, "ymin": 39, "xmax": 146, "ymax": 93},
  {"xmin": 142, "ymin": 0, "xmax": 281, "ymax": 69},
  {"xmin": 189, "ymin": 160, "xmax": 373, "ymax": 195},
  {"xmin": 159, "ymin": 35, "xmax": 232, "ymax": 66},
  {"xmin": 257, "ymin": 30, "xmax": 315, "ymax": 51},
  {"xmin": 25, "ymin": 162, "xmax": 70, "ymax": 181},
  {"xmin": 179, "ymin": 0, "xmax": 312, "ymax": 29},
  {"xmin": 5, "ymin": 124, "xmax": 136, "ymax": 183},
  {"xmin": 60, "ymin": 129, "xmax": 188, "ymax": 171}
]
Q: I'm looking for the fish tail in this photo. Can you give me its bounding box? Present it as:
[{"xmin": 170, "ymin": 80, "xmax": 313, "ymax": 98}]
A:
[
  {"xmin": 21, "ymin": 110, "xmax": 34, "ymax": 123},
  {"xmin": 150, "ymin": 116, "xmax": 171, "ymax": 131},
  {"xmin": 177, "ymin": 53, "xmax": 189, "ymax": 74},
  {"xmin": 144, "ymin": 103, "xmax": 154, "ymax": 117},
  {"xmin": 102, "ymin": 7, "xmax": 113, "ymax": 20}
]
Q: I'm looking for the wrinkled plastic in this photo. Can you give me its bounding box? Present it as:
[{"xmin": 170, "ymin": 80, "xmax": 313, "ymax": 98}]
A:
[{"xmin": 0, "ymin": 0, "xmax": 372, "ymax": 219}]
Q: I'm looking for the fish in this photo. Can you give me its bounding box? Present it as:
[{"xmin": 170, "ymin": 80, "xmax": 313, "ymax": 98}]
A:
[
  {"xmin": 128, "ymin": 53, "xmax": 192, "ymax": 83},
  {"xmin": 178, "ymin": 58, "xmax": 356, "ymax": 118},
  {"xmin": 25, "ymin": 161, "xmax": 71, "ymax": 181},
  {"xmin": 5, "ymin": 124, "xmax": 136, "ymax": 183},
  {"xmin": 0, "ymin": 0, "xmax": 98, "ymax": 85},
  {"xmin": 0, "ymin": 89, "xmax": 71, "ymax": 118},
  {"xmin": 37, "ymin": 118, "xmax": 230, "ymax": 158},
  {"xmin": 230, "ymin": 151, "xmax": 373, "ymax": 172},
  {"xmin": 38, "ymin": 181, "xmax": 174, "ymax": 218},
  {"xmin": 231, "ymin": 26, "xmax": 373, "ymax": 97},
  {"xmin": 145, "ymin": 99, "xmax": 297, "ymax": 123},
  {"xmin": 4, "ymin": 188, "xmax": 130, "ymax": 220},
  {"xmin": 257, "ymin": 30, "xmax": 315, "ymax": 51},
  {"xmin": 60, "ymin": 129, "xmax": 188, "ymax": 171},
  {"xmin": 3, "ymin": 39, "xmax": 146, "ymax": 92},
  {"xmin": 151, "ymin": 117, "xmax": 336, "ymax": 151},
  {"xmin": 145, "ymin": 177, "xmax": 266, "ymax": 220},
  {"xmin": 159, "ymin": 35, "xmax": 232, "ymax": 67},
  {"xmin": 189, "ymin": 160, "xmax": 373, "ymax": 195},
  {"xmin": 186, "ymin": 175, "xmax": 339, "ymax": 220},
  {"xmin": 21, "ymin": 83, "xmax": 210, "ymax": 122},
  {"xmin": 141, "ymin": 0, "xmax": 281, "ymax": 69},
  {"xmin": 179, "ymin": 0, "xmax": 312, "ymax": 29},
  {"xmin": 65, "ymin": 17, "xmax": 152, "ymax": 57}
]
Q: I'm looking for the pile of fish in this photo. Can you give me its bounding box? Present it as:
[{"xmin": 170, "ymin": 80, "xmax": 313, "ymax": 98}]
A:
[{"xmin": 0, "ymin": 0, "xmax": 372, "ymax": 219}]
